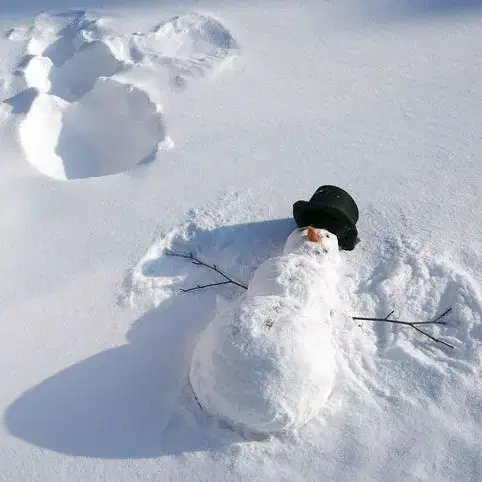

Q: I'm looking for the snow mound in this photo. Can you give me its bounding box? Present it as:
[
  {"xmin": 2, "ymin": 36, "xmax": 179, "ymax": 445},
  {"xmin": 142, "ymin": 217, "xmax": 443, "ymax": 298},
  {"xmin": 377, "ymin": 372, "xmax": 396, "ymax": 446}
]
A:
[
  {"xmin": 9, "ymin": 11, "xmax": 239, "ymax": 180},
  {"xmin": 190, "ymin": 228, "xmax": 341, "ymax": 435},
  {"xmin": 20, "ymin": 56, "xmax": 52, "ymax": 92},
  {"xmin": 13, "ymin": 12, "xmax": 162, "ymax": 180},
  {"xmin": 18, "ymin": 12, "xmax": 123, "ymax": 102},
  {"xmin": 19, "ymin": 78, "xmax": 165, "ymax": 180},
  {"xmin": 18, "ymin": 93, "xmax": 67, "ymax": 180}
]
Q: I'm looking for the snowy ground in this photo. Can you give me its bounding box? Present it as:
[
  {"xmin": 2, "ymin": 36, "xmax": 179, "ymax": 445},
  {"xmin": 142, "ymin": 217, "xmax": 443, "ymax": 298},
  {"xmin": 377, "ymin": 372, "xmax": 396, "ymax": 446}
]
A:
[{"xmin": 0, "ymin": 1, "xmax": 481, "ymax": 481}]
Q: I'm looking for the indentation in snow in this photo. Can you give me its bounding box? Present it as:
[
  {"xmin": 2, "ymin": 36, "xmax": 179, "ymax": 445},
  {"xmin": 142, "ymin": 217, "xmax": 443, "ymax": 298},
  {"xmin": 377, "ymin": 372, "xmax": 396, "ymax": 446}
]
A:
[
  {"xmin": 124, "ymin": 193, "xmax": 291, "ymax": 311},
  {"xmin": 48, "ymin": 40, "xmax": 123, "ymax": 102},
  {"xmin": 128, "ymin": 12, "xmax": 240, "ymax": 90},
  {"xmin": 336, "ymin": 235, "xmax": 482, "ymax": 408},
  {"xmin": 149, "ymin": 12, "xmax": 239, "ymax": 57},
  {"xmin": 125, "ymin": 199, "xmax": 482, "ymax": 438},
  {"xmin": 19, "ymin": 78, "xmax": 165, "ymax": 180},
  {"xmin": 351, "ymin": 238, "xmax": 482, "ymax": 359},
  {"xmin": 133, "ymin": 13, "xmax": 238, "ymax": 70},
  {"xmin": 8, "ymin": 11, "xmax": 239, "ymax": 180}
]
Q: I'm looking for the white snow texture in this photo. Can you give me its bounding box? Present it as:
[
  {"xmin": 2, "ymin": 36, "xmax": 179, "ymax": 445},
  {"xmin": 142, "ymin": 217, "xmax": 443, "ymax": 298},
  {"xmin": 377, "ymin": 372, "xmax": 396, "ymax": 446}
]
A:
[
  {"xmin": 9, "ymin": 11, "xmax": 238, "ymax": 180},
  {"xmin": 190, "ymin": 228, "xmax": 341, "ymax": 435},
  {"xmin": 1, "ymin": 2, "xmax": 482, "ymax": 482}
]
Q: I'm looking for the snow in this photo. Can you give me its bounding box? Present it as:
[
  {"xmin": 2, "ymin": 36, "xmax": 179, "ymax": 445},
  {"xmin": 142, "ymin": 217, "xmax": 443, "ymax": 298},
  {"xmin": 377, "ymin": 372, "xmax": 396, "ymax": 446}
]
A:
[
  {"xmin": 190, "ymin": 228, "xmax": 340, "ymax": 436},
  {"xmin": 0, "ymin": 1, "xmax": 481, "ymax": 481},
  {"xmin": 10, "ymin": 11, "xmax": 237, "ymax": 179}
]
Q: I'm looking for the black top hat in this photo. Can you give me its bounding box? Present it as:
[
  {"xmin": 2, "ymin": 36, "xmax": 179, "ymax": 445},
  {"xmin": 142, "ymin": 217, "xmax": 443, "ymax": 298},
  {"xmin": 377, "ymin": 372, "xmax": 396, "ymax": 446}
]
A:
[{"xmin": 293, "ymin": 185, "xmax": 360, "ymax": 250}]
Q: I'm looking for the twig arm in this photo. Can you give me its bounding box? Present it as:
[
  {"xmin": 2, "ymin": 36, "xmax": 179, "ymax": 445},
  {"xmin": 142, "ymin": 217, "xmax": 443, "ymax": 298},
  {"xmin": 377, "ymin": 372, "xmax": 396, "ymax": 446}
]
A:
[
  {"xmin": 410, "ymin": 325, "xmax": 455, "ymax": 349},
  {"xmin": 353, "ymin": 307, "xmax": 455, "ymax": 349},
  {"xmin": 352, "ymin": 316, "xmax": 413, "ymax": 326},
  {"xmin": 166, "ymin": 250, "xmax": 249, "ymax": 290},
  {"xmin": 180, "ymin": 281, "xmax": 232, "ymax": 293},
  {"xmin": 431, "ymin": 307, "xmax": 452, "ymax": 322},
  {"xmin": 165, "ymin": 250, "xmax": 455, "ymax": 349}
]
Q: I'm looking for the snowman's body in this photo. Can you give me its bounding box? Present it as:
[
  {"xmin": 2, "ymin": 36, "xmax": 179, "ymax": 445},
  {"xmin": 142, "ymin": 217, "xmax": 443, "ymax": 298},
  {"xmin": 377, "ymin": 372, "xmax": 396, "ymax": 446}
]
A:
[{"xmin": 189, "ymin": 227, "xmax": 341, "ymax": 435}]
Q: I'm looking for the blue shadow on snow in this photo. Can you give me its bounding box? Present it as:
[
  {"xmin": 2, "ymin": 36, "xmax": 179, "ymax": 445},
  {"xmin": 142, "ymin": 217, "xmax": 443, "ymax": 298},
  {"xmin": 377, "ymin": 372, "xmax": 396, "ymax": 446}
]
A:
[{"xmin": 5, "ymin": 218, "xmax": 295, "ymax": 459}]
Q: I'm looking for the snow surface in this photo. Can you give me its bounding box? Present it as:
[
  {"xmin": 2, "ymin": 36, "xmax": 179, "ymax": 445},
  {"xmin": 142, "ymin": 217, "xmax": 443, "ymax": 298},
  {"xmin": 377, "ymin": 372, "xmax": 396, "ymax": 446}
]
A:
[
  {"xmin": 0, "ymin": 1, "xmax": 481, "ymax": 481},
  {"xmin": 8, "ymin": 11, "xmax": 237, "ymax": 179}
]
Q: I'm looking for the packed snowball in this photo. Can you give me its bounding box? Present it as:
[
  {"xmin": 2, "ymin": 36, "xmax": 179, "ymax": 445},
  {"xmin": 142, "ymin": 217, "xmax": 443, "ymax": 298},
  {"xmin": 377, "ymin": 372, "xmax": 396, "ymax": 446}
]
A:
[{"xmin": 190, "ymin": 227, "xmax": 342, "ymax": 435}]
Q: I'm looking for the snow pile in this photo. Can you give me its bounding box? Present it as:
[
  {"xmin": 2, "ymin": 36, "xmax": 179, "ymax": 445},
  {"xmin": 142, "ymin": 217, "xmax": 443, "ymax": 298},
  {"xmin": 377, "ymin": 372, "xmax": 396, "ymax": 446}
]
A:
[
  {"xmin": 19, "ymin": 79, "xmax": 165, "ymax": 180},
  {"xmin": 7, "ymin": 11, "xmax": 239, "ymax": 180},
  {"xmin": 190, "ymin": 227, "xmax": 341, "ymax": 435}
]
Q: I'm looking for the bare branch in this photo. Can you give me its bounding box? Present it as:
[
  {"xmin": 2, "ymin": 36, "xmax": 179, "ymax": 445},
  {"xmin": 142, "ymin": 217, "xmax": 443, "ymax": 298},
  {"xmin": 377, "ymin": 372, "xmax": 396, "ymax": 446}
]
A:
[
  {"xmin": 431, "ymin": 307, "xmax": 452, "ymax": 322},
  {"xmin": 180, "ymin": 281, "xmax": 232, "ymax": 293},
  {"xmin": 166, "ymin": 250, "xmax": 249, "ymax": 291},
  {"xmin": 353, "ymin": 316, "xmax": 414, "ymax": 326},
  {"xmin": 411, "ymin": 321, "xmax": 447, "ymax": 326},
  {"xmin": 410, "ymin": 325, "xmax": 455, "ymax": 349},
  {"xmin": 353, "ymin": 307, "xmax": 455, "ymax": 349},
  {"xmin": 165, "ymin": 250, "xmax": 455, "ymax": 349}
]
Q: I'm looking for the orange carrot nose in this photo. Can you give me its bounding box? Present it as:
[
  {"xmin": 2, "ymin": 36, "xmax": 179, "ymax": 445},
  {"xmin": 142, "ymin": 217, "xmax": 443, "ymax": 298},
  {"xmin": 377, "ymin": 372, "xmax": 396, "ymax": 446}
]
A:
[{"xmin": 307, "ymin": 226, "xmax": 321, "ymax": 242}]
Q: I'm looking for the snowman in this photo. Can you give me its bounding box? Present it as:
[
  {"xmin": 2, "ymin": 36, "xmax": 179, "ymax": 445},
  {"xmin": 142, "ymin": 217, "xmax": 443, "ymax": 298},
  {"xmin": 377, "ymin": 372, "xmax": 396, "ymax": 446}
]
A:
[{"xmin": 189, "ymin": 225, "xmax": 343, "ymax": 436}]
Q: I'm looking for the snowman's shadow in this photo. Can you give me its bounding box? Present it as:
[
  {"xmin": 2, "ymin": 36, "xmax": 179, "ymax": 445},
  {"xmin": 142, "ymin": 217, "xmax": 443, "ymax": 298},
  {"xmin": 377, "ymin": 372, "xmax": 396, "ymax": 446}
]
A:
[{"xmin": 5, "ymin": 218, "xmax": 295, "ymax": 459}]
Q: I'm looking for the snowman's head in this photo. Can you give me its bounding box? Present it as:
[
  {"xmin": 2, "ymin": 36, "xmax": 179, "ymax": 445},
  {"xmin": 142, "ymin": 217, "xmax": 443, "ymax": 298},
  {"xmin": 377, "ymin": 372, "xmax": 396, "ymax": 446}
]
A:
[{"xmin": 283, "ymin": 226, "xmax": 340, "ymax": 262}]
